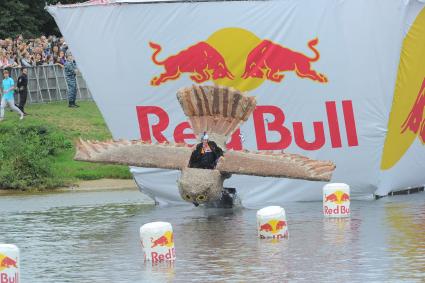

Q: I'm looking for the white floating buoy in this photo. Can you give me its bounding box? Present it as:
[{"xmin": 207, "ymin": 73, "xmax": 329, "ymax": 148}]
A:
[
  {"xmin": 0, "ymin": 244, "xmax": 19, "ymax": 283},
  {"xmin": 140, "ymin": 222, "xmax": 176, "ymax": 263},
  {"xmin": 257, "ymin": 206, "xmax": 288, "ymax": 239},
  {"xmin": 323, "ymin": 183, "xmax": 350, "ymax": 218}
]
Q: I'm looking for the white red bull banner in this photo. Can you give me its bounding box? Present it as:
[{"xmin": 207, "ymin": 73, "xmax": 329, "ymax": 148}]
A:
[{"xmin": 47, "ymin": 0, "xmax": 425, "ymax": 205}]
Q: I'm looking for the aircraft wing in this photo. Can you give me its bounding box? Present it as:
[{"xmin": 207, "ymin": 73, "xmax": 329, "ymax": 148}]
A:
[
  {"xmin": 217, "ymin": 150, "xmax": 335, "ymax": 182},
  {"xmin": 74, "ymin": 139, "xmax": 192, "ymax": 170}
]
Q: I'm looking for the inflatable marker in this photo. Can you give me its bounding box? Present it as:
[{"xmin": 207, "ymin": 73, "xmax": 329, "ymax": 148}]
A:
[
  {"xmin": 0, "ymin": 244, "xmax": 19, "ymax": 283},
  {"xmin": 323, "ymin": 183, "xmax": 350, "ymax": 218},
  {"xmin": 257, "ymin": 206, "xmax": 288, "ymax": 239},
  {"xmin": 140, "ymin": 222, "xmax": 176, "ymax": 263}
]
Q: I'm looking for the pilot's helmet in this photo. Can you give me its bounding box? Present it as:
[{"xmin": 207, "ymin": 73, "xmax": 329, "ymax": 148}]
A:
[{"xmin": 202, "ymin": 133, "xmax": 209, "ymax": 141}]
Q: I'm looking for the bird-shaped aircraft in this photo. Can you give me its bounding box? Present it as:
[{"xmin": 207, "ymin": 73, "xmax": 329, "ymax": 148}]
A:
[{"xmin": 75, "ymin": 85, "xmax": 335, "ymax": 206}]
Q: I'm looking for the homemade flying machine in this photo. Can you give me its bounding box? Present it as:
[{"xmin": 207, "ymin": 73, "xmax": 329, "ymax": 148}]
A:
[{"xmin": 75, "ymin": 85, "xmax": 335, "ymax": 206}]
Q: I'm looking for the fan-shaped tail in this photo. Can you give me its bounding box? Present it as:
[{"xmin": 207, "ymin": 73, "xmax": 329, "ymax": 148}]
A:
[{"xmin": 177, "ymin": 85, "xmax": 256, "ymax": 147}]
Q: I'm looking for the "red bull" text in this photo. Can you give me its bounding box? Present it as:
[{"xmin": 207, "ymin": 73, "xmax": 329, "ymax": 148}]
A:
[
  {"xmin": 324, "ymin": 205, "xmax": 350, "ymax": 216},
  {"xmin": 150, "ymin": 248, "xmax": 176, "ymax": 263},
  {"xmin": 0, "ymin": 273, "xmax": 18, "ymax": 283},
  {"xmin": 136, "ymin": 100, "xmax": 358, "ymax": 151}
]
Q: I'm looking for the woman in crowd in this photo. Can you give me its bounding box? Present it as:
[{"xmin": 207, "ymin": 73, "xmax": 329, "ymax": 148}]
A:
[
  {"xmin": 0, "ymin": 51, "xmax": 9, "ymax": 68},
  {"xmin": 58, "ymin": 50, "xmax": 66, "ymax": 67},
  {"xmin": 6, "ymin": 52, "xmax": 18, "ymax": 68},
  {"xmin": 35, "ymin": 53, "xmax": 44, "ymax": 66},
  {"xmin": 20, "ymin": 52, "xmax": 33, "ymax": 67},
  {"xmin": 45, "ymin": 55, "xmax": 55, "ymax": 65},
  {"xmin": 52, "ymin": 45, "xmax": 59, "ymax": 58}
]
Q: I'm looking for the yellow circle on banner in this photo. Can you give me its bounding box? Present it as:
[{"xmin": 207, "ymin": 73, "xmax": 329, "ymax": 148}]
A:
[
  {"xmin": 381, "ymin": 7, "xmax": 425, "ymax": 170},
  {"xmin": 206, "ymin": 28, "xmax": 264, "ymax": 91}
]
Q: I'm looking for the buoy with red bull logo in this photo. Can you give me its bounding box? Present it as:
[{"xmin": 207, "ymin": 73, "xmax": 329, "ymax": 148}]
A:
[
  {"xmin": 323, "ymin": 183, "xmax": 350, "ymax": 218},
  {"xmin": 140, "ymin": 222, "xmax": 176, "ymax": 264},
  {"xmin": 257, "ymin": 206, "xmax": 288, "ymax": 239},
  {"xmin": 0, "ymin": 244, "xmax": 19, "ymax": 283}
]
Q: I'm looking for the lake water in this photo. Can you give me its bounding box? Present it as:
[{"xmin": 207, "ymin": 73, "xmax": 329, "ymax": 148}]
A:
[{"xmin": 0, "ymin": 189, "xmax": 424, "ymax": 282}]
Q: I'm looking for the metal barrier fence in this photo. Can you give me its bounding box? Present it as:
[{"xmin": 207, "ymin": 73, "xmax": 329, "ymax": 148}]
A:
[{"xmin": 0, "ymin": 65, "xmax": 92, "ymax": 104}]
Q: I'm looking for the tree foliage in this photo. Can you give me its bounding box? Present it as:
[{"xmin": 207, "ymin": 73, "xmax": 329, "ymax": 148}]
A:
[{"xmin": 0, "ymin": 0, "xmax": 85, "ymax": 39}]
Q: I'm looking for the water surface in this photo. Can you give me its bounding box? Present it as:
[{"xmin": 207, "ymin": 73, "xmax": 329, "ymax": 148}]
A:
[{"xmin": 0, "ymin": 189, "xmax": 424, "ymax": 282}]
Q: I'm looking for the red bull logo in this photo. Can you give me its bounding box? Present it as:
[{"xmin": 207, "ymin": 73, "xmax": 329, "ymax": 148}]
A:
[
  {"xmin": 0, "ymin": 256, "xmax": 17, "ymax": 270},
  {"xmin": 258, "ymin": 219, "xmax": 288, "ymax": 239},
  {"xmin": 381, "ymin": 7, "xmax": 425, "ymax": 170},
  {"xmin": 0, "ymin": 254, "xmax": 18, "ymax": 283},
  {"xmin": 150, "ymin": 28, "xmax": 327, "ymax": 91},
  {"xmin": 324, "ymin": 190, "xmax": 350, "ymax": 205},
  {"xmin": 151, "ymin": 230, "xmax": 174, "ymax": 248},
  {"xmin": 241, "ymin": 38, "xmax": 327, "ymax": 83},
  {"xmin": 401, "ymin": 78, "xmax": 425, "ymax": 144},
  {"xmin": 148, "ymin": 231, "xmax": 175, "ymax": 263},
  {"xmin": 150, "ymin": 41, "xmax": 234, "ymax": 86},
  {"xmin": 323, "ymin": 190, "xmax": 350, "ymax": 216}
]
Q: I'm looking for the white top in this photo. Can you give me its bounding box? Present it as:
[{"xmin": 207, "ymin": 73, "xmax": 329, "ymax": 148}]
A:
[
  {"xmin": 140, "ymin": 221, "xmax": 172, "ymax": 233},
  {"xmin": 257, "ymin": 206, "xmax": 284, "ymax": 217}
]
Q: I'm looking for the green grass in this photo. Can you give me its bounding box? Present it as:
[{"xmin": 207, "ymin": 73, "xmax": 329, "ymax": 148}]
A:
[{"xmin": 0, "ymin": 101, "xmax": 132, "ymax": 187}]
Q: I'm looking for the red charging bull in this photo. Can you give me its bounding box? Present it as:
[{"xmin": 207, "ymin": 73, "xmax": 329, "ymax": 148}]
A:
[
  {"xmin": 150, "ymin": 41, "xmax": 234, "ymax": 86},
  {"xmin": 140, "ymin": 222, "xmax": 176, "ymax": 264},
  {"xmin": 241, "ymin": 38, "xmax": 327, "ymax": 83},
  {"xmin": 323, "ymin": 183, "xmax": 350, "ymax": 218},
  {"xmin": 401, "ymin": 77, "xmax": 425, "ymax": 143}
]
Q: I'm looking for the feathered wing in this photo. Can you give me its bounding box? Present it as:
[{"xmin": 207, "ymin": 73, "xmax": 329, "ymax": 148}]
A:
[
  {"xmin": 74, "ymin": 139, "xmax": 192, "ymax": 170},
  {"xmin": 216, "ymin": 151, "xmax": 335, "ymax": 182}
]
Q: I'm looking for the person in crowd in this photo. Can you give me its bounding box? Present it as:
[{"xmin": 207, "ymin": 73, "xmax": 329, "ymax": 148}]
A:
[
  {"xmin": 45, "ymin": 55, "xmax": 55, "ymax": 65},
  {"xmin": 20, "ymin": 52, "xmax": 33, "ymax": 67},
  {"xmin": 35, "ymin": 53, "xmax": 44, "ymax": 66},
  {"xmin": 188, "ymin": 133, "xmax": 224, "ymax": 169},
  {"xmin": 64, "ymin": 53, "xmax": 79, "ymax": 108},
  {"xmin": 0, "ymin": 51, "xmax": 9, "ymax": 68},
  {"xmin": 61, "ymin": 42, "xmax": 69, "ymax": 53},
  {"xmin": 6, "ymin": 52, "xmax": 18, "ymax": 68},
  {"xmin": 17, "ymin": 68, "xmax": 29, "ymax": 115},
  {"xmin": 57, "ymin": 50, "xmax": 66, "ymax": 67},
  {"xmin": 53, "ymin": 55, "xmax": 60, "ymax": 65},
  {"xmin": 0, "ymin": 69, "xmax": 24, "ymax": 121},
  {"xmin": 51, "ymin": 45, "xmax": 59, "ymax": 57}
]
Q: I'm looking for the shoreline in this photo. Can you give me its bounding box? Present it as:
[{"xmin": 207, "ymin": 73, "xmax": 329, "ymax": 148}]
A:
[{"xmin": 0, "ymin": 178, "xmax": 142, "ymax": 195}]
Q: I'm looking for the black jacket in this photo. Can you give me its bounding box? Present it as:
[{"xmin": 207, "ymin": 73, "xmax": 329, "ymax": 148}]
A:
[
  {"xmin": 17, "ymin": 74, "xmax": 28, "ymax": 93},
  {"xmin": 188, "ymin": 141, "xmax": 223, "ymax": 169}
]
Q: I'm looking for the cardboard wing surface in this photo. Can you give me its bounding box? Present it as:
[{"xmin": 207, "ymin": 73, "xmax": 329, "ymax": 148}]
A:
[
  {"xmin": 217, "ymin": 151, "xmax": 335, "ymax": 182},
  {"xmin": 75, "ymin": 139, "xmax": 192, "ymax": 170}
]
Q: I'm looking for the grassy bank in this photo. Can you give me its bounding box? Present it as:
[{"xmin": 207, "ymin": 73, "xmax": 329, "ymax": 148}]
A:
[{"xmin": 0, "ymin": 101, "xmax": 132, "ymax": 190}]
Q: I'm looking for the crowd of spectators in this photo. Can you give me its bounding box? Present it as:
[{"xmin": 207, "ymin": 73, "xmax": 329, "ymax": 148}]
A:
[{"xmin": 0, "ymin": 35, "xmax": 70, "ymax": 69}]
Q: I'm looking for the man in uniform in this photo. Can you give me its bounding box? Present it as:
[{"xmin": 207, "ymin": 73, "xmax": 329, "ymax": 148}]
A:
[{"xmin": 64, "ymin": 53, "xmax": 79, "ymax": 108}]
